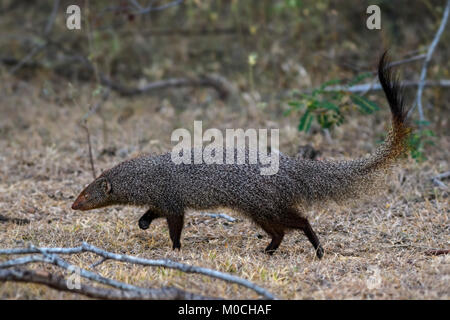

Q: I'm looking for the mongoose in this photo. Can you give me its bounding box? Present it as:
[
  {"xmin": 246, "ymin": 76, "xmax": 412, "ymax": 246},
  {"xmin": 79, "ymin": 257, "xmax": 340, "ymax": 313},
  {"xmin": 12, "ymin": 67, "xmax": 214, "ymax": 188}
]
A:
[{"xmin": 72, "ymin": 53, "xmax": 410, "ymax": 259}]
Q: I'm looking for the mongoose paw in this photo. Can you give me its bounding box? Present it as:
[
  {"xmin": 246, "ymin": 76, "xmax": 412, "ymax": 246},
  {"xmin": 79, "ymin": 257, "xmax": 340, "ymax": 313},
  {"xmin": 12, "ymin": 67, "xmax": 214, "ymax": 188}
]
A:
[
  {"xmin": 264, "ymin": 248, "xmax": 276, "ymax": 255},
  {"xmin": 316, "ymin": 246, "xmax": 324, "ymax": 259},
  {"xmin": 172, "ymin": 243, "xmax": 181, "ymax": 250},
  {"xmin": 138, "ymin": 218, "xmax": 151, "ymax": 230}
]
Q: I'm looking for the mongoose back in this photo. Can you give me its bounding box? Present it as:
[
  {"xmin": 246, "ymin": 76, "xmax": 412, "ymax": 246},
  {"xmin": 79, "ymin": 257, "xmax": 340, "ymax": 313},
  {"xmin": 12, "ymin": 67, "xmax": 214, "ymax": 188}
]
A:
[{"xmin": 72, "ymin": 53, "xmax": 410, "ymax": 258}]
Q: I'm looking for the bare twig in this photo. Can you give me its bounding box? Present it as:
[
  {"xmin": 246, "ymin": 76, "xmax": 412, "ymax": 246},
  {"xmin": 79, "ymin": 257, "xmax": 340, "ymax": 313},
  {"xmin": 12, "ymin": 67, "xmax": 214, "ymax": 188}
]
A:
[
  {"xmin": 433, "ymin": 171, "xmax": 450, "ymax": 180},
  {"xmin": 0, "ymin": 268, "xmax": 211, "ymax": 300},
  {"xmin": 0, "ymin": 242, "xmax": 276, "ymax": 299},
  {"xmin": 81, "ymin": 89, "xmax": 111, "ymax": 122},
  {"xmin": 432, "ymin": 178, "xmax": 448, "ymax": 189},
  {"xmin": 89, "ymin": 257, "xmax": 108, "ymax": 269},
  {"xmin": 44, "ymin": 0, "xmax": 60, "ymax": 35},
  {"xmin": 81, "ymin": 123, "xmax": 96, "ymax": 179},
  {"xmin": 9, "ymin": 0, "xmax": 60, "ymax": 74},
  {"xmin": 413, "ymin": 0, "xmax": 450, "ymax": 121},
  {"xmin": 4, "ymin": 35, "xmax": 233, "ymax": 100},
  {"xmin": 200, "ymin": 213, "xmax": 236, "ymax": 222},
  {"xmin": 122, "ymin": 27, "xmax": 248, "ymax": 37},
  {"xmin": 129, "ymin": 0, "xmax": 184, "ymax": 14},
  {"xmin": 319, "ymin": 79, "xmax": 450, "ymax": 94},
  {"xmin": 0, "ymin": 252, "xmax": 214, "ymax": 299},
  {"xmin": 319, "ymin": 52, "xmax": 426, "ymax": 73},
  {"xmin": 99, "ymin": 74, "xmax": 232, "ymax": 100},
  {"xmin": 386, "ymin": 54, "xmax": 426, "ymax": 69},
  {"xmin": 78, "ymin": 88, "xmax": 110, "ymax": 180},
  {"xmin": 431, "ymin": 171, "xmax": 450, "ymax": 189},
  {"xmin": 424, "ymin": 249, "xmax": 450, "ymax": 256},
  {"xmin": 9, "ymin": 44, "xmax": 46, "ymax": 75},
  {"xmin": 359, "ymin": 54, "xmax": 427, "ymax": 97},
  {"xmin": 0, "ymin": 214, "xmax": 30, "ymax": 225},
  {"xmin": 51, "ymin": 40, "xmax": 231, "ymax": 99}
]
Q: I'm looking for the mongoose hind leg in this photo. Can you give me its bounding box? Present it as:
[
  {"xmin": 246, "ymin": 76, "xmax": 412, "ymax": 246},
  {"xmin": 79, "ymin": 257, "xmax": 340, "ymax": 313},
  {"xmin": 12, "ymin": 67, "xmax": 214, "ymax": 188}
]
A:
[
  {"xmin": 167, "ymin": 215, "xmax": 184, "ymax": 250},
  {"xmin": 138, "ymin": 209, "xmax": 163, "ymax": 230},
  {"xmin": 297, "ymin": 217, "xmax": 324, "ymax": 259},
  {"xmin": 260, "ymin": 224, "xmax": 285, "ymax": 255}
]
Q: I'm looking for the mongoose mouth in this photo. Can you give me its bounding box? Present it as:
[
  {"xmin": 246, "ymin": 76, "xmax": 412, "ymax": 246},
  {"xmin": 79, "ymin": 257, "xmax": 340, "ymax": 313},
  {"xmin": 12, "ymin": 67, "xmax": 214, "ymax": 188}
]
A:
[{"xmin": 71, "ymin": 194, "xmax": 89, "ymax": 211}]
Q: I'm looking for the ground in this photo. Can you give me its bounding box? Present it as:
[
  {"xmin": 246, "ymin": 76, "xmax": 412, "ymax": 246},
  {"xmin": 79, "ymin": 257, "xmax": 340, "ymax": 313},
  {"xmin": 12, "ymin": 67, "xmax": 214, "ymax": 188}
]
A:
[{"xmin": 0, "ymin": 77, "xmax": 448, "ymax": 300}]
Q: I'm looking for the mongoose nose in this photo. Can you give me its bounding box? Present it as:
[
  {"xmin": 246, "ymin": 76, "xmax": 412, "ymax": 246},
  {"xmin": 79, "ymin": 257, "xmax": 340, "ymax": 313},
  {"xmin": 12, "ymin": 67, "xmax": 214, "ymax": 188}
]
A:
[{"xmin": 71, "ymin": 194, "xmax": 86, "ymax": 210}]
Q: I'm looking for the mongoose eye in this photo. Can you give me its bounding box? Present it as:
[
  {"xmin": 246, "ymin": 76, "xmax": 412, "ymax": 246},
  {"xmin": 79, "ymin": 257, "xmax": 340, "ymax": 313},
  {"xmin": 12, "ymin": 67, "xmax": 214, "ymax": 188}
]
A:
[{"xmin": 102, "ymin": 180, "xmax": 112, "ymax": 194}]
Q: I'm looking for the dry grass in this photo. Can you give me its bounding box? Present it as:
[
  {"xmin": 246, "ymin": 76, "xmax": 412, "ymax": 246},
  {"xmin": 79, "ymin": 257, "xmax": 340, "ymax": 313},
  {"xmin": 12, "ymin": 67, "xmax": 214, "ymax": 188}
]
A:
[{"xmin": 0, "ymin": 77, "xmax": 448, "ymax": 300}]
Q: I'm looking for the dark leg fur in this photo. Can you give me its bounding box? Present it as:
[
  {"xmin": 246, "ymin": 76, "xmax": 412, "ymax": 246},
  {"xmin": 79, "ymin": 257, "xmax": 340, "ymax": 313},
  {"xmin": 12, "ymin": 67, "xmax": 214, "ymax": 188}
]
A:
[
  {"xmin": 279, "ymin": 209, "xmax": 324, "ymax": 259},
  {"xmin": 298, "ymin": 217, "xmax": 324, "ymax": 259},
  {"xmin": 260, "ymin": 224, "xmax": 285, "ymax": 255},
  {"xmin": 167, "ymin": 215, "xmax": 184, "ymax": 250},
  {"xmin": 265, "ymin": 233, "xmax": 285, "ymax": 255},
  {"xmin": 138, "ymin": 209, "xmax": 163, "ymax": 230}
]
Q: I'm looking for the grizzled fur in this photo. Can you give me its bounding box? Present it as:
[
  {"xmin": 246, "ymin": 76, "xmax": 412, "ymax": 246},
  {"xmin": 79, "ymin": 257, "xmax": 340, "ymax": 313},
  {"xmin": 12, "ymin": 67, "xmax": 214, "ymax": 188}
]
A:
[{"xmin": 72, "ymin": 53, "xmax": 410, "ymax": 259}]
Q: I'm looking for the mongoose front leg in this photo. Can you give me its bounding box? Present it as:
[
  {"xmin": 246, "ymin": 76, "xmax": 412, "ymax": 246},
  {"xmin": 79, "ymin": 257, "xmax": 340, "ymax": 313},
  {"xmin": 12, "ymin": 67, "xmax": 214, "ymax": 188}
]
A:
[
  {"xmin": 138, "ymin": 210, "xmax": 163, "ymax": 230},
  {"xmin": 167, "ymin": 215, "xmax": 184, "ymax": 250},
  {"xmin": 260, "ymin": 224, "xmax": 285, "ymax": 255},
  {"xmin": 265, "ymin": 232, "xmax": 285, "ymax": 255},
  {"xmin": 299, "ymin": 218, "xmax": 324, "ymax": 259}
]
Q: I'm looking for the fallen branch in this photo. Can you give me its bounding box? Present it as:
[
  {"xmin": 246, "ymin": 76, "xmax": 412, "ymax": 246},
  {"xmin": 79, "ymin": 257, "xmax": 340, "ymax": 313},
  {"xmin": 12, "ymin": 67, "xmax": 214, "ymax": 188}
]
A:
[
  {"xmin": 0, "ymin": 242, "xmax": 275, "ymax": 299},
  {"xmin": 52, "ymin": 40, "xmax": 233, "ymax": 100},
  {"xmin": 431, "ymin": 171, "xmax": 450, "ymax": 189},
  {"xmin": 99, "ymin": 73, "xmax": 232, "ymax": 100},
  {"xmin": 0, "ymin": 214, "xmax": 30, "ymax": 225},
  {"xmin": 433, "ymin": 171, "xmax": 450, "ymax": 180},
  {"xmin": 4, "ymin": 34, "xmax": 233, "ymax": 100},
  {"xmin": 200, "ymin": 213, "xmax": 236, "ymax": 222},
  {"xmin": 0, "ymin": 268, "xmax": 210, "ymax": 300},
  {"xmin": 424, "ymin": 249, "xmax": 450, "ymax": 256}
]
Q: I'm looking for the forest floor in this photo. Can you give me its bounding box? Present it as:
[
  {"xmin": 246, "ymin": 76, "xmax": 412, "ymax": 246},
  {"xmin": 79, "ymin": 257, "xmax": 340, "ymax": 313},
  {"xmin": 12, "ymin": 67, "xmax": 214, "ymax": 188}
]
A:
[{"xmin": 0, "ymin": 77, "xmax": 448, "ymax": 300}]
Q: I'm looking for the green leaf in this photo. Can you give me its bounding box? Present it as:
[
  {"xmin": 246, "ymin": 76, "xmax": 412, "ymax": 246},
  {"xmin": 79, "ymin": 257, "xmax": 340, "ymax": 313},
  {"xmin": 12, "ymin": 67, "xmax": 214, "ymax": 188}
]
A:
[
  {"xmin": 288, "ymin": 101, "xmax": 302, "ymax": 109},
  {"xmin": 421, "ymin": 129, "xmax": 435, "ymax": 137},
  {"xmin": 319, "ymin": 79, "xmax": 341, "ymax": 90},
  {"xmin": 298, "ymin": 110, "xmax": 313, "ymax": 132},
  {"xmin": 318, "ymin": 114, "xmax": 333, "ymax": 129},
  {"xmin": 351, "ymin": 94, "xmax": 379, "ymax": 114},
  {"xmin": 414, "ymin": 120, "xmax": 431, "ymax": 126},
  {"xmin": 321, "ymin": 101, "xmax": 340, "ymax": 112},
  {"xmin": 312, "ymin": 79, "xmax": 341, "ymax": 96}
]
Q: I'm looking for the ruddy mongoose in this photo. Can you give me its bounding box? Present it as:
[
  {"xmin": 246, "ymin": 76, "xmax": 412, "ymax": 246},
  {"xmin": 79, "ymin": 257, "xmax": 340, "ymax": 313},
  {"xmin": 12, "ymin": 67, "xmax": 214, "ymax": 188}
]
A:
[{"xmin": 72, "ymin": 53, "xmax": 410, "ymax": 259}]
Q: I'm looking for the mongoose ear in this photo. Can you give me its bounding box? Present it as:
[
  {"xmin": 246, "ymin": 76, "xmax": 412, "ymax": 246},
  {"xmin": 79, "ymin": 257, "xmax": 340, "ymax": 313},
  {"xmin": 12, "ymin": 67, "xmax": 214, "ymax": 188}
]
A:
[{"xmin": 101, "ymin": 178, "xmax": 112, "ymax": 194}]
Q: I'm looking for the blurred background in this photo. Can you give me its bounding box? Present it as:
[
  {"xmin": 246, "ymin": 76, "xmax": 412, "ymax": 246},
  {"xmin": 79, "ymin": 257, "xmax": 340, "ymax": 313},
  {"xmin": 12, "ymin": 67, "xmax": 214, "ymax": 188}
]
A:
[{"xmin": 1, "ymin": 0, "xmax": 448, "ymax": 159}]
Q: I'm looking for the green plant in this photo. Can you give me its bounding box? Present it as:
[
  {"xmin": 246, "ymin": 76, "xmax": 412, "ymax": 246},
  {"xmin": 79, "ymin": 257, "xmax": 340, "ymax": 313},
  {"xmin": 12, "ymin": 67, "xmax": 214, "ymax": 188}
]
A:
[
  {"xmin": 284, "ymin": 72, "xmax": 377, "ymax": 132},
  {"xmin": 408, "ymin": 120, "xmax": 435, "ymax": 162},
  {"xmin": 285, "ymin": 74, "xmax": 435, "ymax": 162}
]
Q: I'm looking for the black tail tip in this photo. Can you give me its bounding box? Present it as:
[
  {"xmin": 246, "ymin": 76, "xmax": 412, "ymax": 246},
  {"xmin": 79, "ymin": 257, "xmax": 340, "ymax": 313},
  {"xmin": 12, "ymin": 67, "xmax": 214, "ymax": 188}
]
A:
[{"xmin": 378, "ymin": 51, "xmax": 409, "ymax": 124}]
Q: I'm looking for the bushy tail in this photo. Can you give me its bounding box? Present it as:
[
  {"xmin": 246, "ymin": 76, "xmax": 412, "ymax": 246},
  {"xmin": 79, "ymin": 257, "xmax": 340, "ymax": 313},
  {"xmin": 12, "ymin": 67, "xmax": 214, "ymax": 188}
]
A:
[
  {"xmin": 365, "ymin": 52, "xmax": 411, "ymax": 168},
  {"xmin": 296, "ymin": 52, "xmax": 411, "ymax": 206}
]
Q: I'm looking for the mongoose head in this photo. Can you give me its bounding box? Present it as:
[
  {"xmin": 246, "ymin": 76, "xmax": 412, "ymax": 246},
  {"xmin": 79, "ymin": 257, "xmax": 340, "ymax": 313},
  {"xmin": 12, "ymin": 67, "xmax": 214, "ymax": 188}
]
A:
[{"xmin": 72, "ymin": 176, "xmax": 113, "ymax": 211}]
